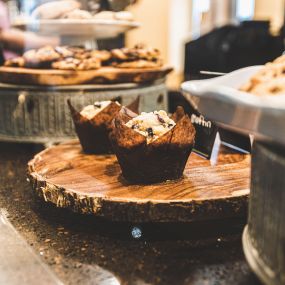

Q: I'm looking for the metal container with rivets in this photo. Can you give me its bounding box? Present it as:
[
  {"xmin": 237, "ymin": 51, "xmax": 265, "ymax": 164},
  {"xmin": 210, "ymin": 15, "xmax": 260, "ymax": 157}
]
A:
[{"xmin": 0, "ymin": 80, "xmax": 167, "ymax": 144}]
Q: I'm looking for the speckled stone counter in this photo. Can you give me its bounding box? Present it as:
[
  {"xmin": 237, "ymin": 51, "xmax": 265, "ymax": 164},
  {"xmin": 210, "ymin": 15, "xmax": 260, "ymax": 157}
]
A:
[{"xmin": 0, "ymin": 142, "xmax": 262, "ymax": 285}]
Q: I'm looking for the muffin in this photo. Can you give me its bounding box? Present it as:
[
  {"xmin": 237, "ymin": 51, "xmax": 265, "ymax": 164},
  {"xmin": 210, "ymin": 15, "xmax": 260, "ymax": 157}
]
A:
[
  {"xmin": 68, "ymin": 100, "xmax": 121, "ymax": 153},
  {"xmin": 68, "ymin": 97, "xmax": 140, "ymax": 154},
  {"xmin": 110, "ymin": 106, "xmax": 196, "ymax": 184}
]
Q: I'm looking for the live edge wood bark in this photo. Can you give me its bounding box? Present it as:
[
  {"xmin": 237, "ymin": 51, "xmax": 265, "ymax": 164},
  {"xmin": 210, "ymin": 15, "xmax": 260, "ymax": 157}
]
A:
[{"xmin": 28, "ymin": 140, "xmax": 250, "ymax": 223}]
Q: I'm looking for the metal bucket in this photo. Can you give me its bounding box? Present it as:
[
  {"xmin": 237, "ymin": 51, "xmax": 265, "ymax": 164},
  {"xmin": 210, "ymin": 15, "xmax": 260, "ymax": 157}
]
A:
[
  {"xmin": 0, "ymin": 81, "xmax": 167, "ymax": 144},
  {"xmin": 243, "ymin": 141, "xmax": 285, "ymax": 285}
]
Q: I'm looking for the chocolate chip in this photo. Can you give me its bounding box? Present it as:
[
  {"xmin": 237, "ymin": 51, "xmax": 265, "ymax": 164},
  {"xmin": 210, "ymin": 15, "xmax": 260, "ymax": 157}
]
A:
[
  {"xmin": 94, "ymin": 103, "xmax": 101, "ymax": 108},
  {"xmin": 131, "ymin": 124, "xmax": 138, "ymax": 129},
  {"xmin": 156, "ymin": 114, "xmax": 165, "ymax": 124},
  {"xmin": 146, "ymin": 127, "xmax": 154, "ymax": 137}
]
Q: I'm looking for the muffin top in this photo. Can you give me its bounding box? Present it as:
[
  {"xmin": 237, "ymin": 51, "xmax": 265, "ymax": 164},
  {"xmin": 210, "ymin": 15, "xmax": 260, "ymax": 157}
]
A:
[
  {"xmin": 80, "ymin": 101, "xmax": 120, "ymax": 119},
  {"xmin": 125, "ymin": 110, "xmax": 176, "ymax": 143}
]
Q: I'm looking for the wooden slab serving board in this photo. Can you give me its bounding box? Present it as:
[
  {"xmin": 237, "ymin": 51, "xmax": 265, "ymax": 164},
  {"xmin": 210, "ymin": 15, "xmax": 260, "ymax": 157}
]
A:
[
  {"xmin": 28, "ymin": 140, "xmax": 250, "ymax": 222},
  {"xmin": 0, "ymin": 66, "xmax": 172, "ymax": 86}
]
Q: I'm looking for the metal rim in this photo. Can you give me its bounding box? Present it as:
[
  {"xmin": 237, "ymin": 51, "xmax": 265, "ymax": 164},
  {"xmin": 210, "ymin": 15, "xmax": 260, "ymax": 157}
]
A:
[
  {"xmin": 0, "ymin": 79, "xmax": 165, "ymax": 91},
  {"xmin": 242, "ymin": 225, "xmax": 281, "ymax": 285}
]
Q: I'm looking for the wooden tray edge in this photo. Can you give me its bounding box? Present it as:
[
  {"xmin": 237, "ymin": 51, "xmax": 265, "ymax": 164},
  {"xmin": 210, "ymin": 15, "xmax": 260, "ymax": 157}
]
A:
[
  {"xmin": 27, "ymin": 155, "xmax": 248, "ymax": 223},
  {"xmin": 0, "ymin": 66, "xmax": 173, "ymax": 86}
]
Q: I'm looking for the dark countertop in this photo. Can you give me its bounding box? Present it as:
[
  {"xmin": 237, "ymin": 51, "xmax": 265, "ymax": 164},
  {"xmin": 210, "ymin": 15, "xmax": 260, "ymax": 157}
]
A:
[{"xmin": 0, "ymin": 142, "xmax": 262, "ymax": 285}]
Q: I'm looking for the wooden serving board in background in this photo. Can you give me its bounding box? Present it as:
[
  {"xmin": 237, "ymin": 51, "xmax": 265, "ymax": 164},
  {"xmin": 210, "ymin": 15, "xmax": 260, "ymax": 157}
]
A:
[
  {"xmin": 28, "ymin": 140, "xmax": 250, "ymax": 223},
  {"xmin": 0, "ymin": 66, "xmax": 172, "ymax": 86}
]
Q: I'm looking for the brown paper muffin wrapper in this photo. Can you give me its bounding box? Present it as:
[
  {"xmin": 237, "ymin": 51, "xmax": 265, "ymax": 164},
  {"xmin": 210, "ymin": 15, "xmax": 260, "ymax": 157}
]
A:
[
  {"xmin": 67, "ymin": 100, "xmax": 120, "ymax": 153},
  {"xmin": 68, "ymin": 97, "xmax": 140, "ymax": 154},
  {"xmin": 110, "ymin": 106, "xmax": 196, "ymax": 184}
]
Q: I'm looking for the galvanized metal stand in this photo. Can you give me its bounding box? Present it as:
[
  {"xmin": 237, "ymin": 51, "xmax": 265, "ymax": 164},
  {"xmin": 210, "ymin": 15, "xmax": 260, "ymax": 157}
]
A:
[
  {"xmin": 0, "ymin": 81, "xmax": 167, "ymax": 144},
  {"xmin": 243, "ymin": 141, "xmax": 285, "ymax": 285}
]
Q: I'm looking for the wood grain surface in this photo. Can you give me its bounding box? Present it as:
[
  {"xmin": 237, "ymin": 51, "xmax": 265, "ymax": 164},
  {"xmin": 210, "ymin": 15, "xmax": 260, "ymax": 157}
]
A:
[
  {"xmin": 28, "ymin": 140, "xmax": 250, "ymax": 222},
  {"xmin": 0, "ymin": 66, "xmax": 172, "ymax": 86}
]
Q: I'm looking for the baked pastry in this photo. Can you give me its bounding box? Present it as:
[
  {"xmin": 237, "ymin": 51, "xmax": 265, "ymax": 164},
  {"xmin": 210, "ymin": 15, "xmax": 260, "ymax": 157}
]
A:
[
  {"xmin": 68, "ymin": 100, "xmax": 122, "ymax": 153},
  {"xmin": 4, "ymin": 46, "xmax": 110, "ymax": 70},
  {"xmin": 4, "ymin": 57, "xmax": 25, "ymax": 67},
  {"xmin": 23, "ymin": 46, "xmax": 62, "ymax": 68},
  {"xmin": 93, "ymin": 11, "xmax": 115, "ymax": 20},
  {"xmin": 31, "ymin": 0, "xmax": 81, "ymax": 19},
  {"xmin": 110, "ymin": 106, "xmax": 196, "ymax": 184},
  {"xmin": 62, "ymin": 9, "xmax": 92, "ymax": 19},
  {"xmin": 52, "ymin": 57, "xmax": 101, "ymax": 70},
  {"xmin": 3, "ymin": 44, "xmax": 161, "ymax": 70},
  {"xmin": 111, "ymin": 44, "xmax": 162, "ymax": 68},
  {"xmin": 68, "ymin": 97, "xmax": 140, "ymax": 153},
  {"xmin": 64, "ymin": 47, "xmax": 110, "ymax": 62},
  {"xmin": 240, "ymin": 55, "xmax": 285, "ymax": 96},
  {"xmin": 114, "ymin": 11, "xmax": 134, "ymax": 21},
  {"xmin": 90, "ymin": 50, "xmax": 111, "ymax": 62},
  {"xmin": 93, "ymin": 11, "xmax": 134, "ymax": 21},
  {"xmin": 54, "ymin": 46, "xmax": 74, "ymax": 58}
]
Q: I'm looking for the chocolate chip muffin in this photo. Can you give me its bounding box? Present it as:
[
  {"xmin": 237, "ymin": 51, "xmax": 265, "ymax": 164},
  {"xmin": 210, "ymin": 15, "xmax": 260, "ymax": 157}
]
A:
[{"xmin": 110, "ymin": 106, "xmax": 196, "ymax": 184}]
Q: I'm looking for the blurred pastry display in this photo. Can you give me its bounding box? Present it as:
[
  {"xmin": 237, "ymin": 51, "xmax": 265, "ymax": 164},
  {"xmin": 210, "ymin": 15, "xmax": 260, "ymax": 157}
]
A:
[
  {"xmin": 114, "ymin": 11, "xmax": 134, "ymax": 21},
  {"xmin": 4, "ymin": 45, "xmax": 164, "ymax": 71},
  {"xmin": 51, "ymin": 57, "xmax": 100, "ymax": 70},
  {"xmin": 92, "ymin": 10, "xmax": 115, "ymax": 20},
  {"xmin": 62, "ymin": 9, "xmax": 93, "ymax": 20},
  {"xmin": 30, "ymin": 0, "xmax": 134, "ymax": 22},
  {"xmin": 240, "ymin": 55, "xmax": 285, "ymax": 96},
  {"xmin": 0, "ymin": 42, "xmax": 172, "ymax": 85},
  {"xmin": 31, "ymin": 0, "xmax": 81, "ymax": 20},
  {"xmin": 110, "ymin": 44, "xmax": 162, "ymax": 68},
  {"xmin": 12, "ymin": 1, "xmax": 139, "ymax": 40},
  {"xmin": 93, "ymin": 11, "xmax": 134, "ymax": 21},
  {"xmin": 4, "ymin": 45, "xmax": 111, "ymax": 70}
]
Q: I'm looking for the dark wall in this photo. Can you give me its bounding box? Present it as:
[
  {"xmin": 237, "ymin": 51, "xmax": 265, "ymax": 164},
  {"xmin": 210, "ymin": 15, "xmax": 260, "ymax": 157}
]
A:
[{"xmin": 184, "ymin": 21, "xmax": 284, "ymax": 80}]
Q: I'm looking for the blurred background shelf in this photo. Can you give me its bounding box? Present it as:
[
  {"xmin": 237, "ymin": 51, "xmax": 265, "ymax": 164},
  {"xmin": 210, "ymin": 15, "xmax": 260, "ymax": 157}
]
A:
[{"xmin": 13, "ymin": 19, "xmax": 140, "ymax": 40}]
